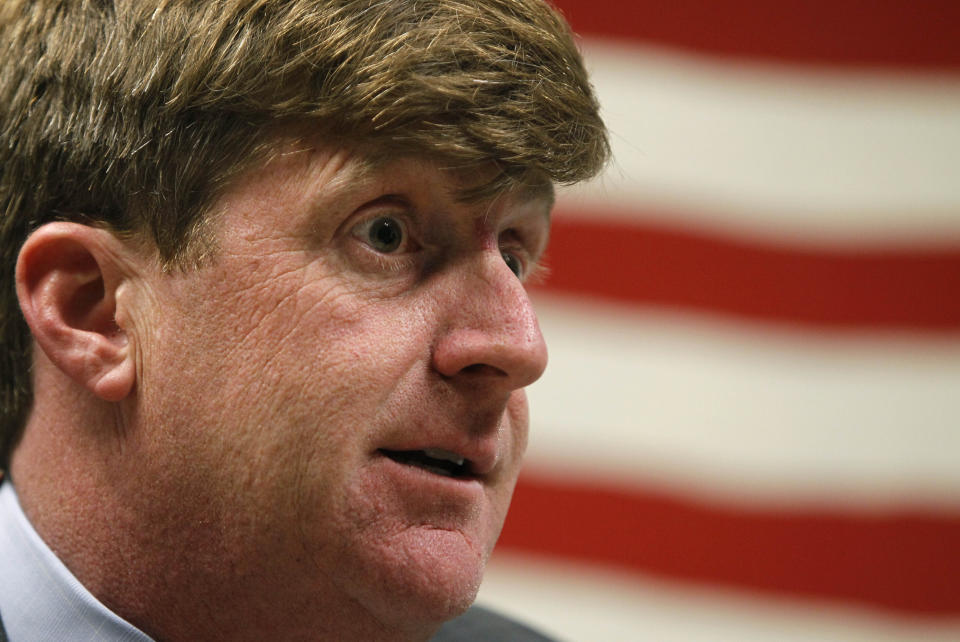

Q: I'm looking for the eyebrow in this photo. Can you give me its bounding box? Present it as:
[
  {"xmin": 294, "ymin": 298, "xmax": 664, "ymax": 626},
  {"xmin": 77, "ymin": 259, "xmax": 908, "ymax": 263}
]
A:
[
  {"xmin": 513, "ymin": 180, "xmax": 555, "ymax": 220},
  {"xmin": 314, "ymin": 147, "xmax": 559, "ymax": 219},
  {"xmin": 532, "ymin": 182, "xmax": 556, "ymax": 213}
]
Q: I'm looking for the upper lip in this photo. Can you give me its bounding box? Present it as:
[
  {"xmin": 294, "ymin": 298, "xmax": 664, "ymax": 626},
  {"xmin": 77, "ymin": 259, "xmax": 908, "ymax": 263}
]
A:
[{"xmin": 376, "ymin": 429, "xmax": 501, "ymax": 478}]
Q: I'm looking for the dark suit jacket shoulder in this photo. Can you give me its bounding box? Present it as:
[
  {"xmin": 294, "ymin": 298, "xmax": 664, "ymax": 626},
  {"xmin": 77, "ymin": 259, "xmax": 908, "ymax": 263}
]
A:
[{"xmin": 431, "ymin": 605, "xmax": 557, "ymax": 641}]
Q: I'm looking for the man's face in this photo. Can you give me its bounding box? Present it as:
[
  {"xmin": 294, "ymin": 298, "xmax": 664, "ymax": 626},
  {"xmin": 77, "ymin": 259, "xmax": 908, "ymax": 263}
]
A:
[{"xmin": 120, "ymin": 144, "xmax": 550, "ymax": 633}]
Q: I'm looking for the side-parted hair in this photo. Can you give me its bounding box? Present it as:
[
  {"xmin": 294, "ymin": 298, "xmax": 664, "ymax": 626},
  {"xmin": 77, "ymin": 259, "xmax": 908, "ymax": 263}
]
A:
[{"xmin": 0, "ymin": 0, "xmax": 608, "ymax": 465}]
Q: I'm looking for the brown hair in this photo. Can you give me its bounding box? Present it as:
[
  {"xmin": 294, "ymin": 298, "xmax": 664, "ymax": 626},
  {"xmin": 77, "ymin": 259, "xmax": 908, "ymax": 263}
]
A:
[{"xmin": 0, "ymin": 0, "xmax": 608, "ymax": 464}]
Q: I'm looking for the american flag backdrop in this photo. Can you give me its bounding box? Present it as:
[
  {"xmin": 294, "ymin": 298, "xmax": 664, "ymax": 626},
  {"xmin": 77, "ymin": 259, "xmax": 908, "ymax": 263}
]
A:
[{"xmin": 475, "ymin": 1, "xmax": 960, "ymax": 640}]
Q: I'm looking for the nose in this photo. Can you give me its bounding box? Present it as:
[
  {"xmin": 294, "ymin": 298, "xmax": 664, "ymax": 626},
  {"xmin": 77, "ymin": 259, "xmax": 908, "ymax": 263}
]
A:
[{"xmin": 431, "ymin": 252, "xmax": 548, "ymax": 390}]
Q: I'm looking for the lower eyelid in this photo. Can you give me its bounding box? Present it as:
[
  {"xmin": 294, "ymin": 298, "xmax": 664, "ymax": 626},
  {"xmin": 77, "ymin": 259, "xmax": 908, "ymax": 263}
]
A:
[
  {"xmin": 373, "ymin": 252, "xmax": 418, "ymax": 274},
  {"xmin": 350, "ymin": 241, "xmax": 420, "ymax": 275}
]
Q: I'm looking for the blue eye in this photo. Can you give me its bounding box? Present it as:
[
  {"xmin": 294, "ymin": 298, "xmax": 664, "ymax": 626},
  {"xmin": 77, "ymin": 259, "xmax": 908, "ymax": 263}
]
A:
[{"xmin": 366, "ymin": 217, "xmax": 404, "ymax": 253}]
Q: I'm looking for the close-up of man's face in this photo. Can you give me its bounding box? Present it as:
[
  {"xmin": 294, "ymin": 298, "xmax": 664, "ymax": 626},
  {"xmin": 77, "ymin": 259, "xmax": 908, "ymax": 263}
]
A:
[
  {"xmin": 111, "ymin": 142, "xmax": 552, "ymax": 633},
  {"xmin": 0, "ymin": 1, "xmax": 609, "ymax": 637}
]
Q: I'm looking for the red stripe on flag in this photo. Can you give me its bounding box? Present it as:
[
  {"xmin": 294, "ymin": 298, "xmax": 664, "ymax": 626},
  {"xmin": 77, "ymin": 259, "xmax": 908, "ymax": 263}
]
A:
[
  {"xmin": 499, "ymin": 471, "xmax": 960, "ymax": 616},
  {"xmin": 535, "ymin": 214, "xmax": 960, "ymax": 333},
  {"xmin": 552, "ymin": 0, "xmax": 960, "ymax": 70}
]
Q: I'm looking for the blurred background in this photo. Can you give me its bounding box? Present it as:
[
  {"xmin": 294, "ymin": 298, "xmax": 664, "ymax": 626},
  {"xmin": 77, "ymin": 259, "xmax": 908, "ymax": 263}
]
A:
[{"xmin": 475, "ymin": 1, "xmax": 960, "ymax": 640}]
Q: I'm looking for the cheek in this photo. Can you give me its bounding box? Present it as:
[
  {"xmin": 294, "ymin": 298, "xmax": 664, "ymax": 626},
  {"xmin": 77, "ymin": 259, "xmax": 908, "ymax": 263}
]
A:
[
  {"xmin": 505, "ymin": 390, "xmax": 531, "ymax": 462},
  {"xmin": 299, "ymin": 295, "xmax": 435, "ymax": 390},
  {"xmin": 205, "ymin": 285, "xmax": 434, "ymax": 469}
]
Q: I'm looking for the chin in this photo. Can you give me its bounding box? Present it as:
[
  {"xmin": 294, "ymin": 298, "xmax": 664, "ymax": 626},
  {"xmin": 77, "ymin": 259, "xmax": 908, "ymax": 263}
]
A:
[{"xmin": 348, "ymin": 525, "xmax": 491, "ymax": 631}]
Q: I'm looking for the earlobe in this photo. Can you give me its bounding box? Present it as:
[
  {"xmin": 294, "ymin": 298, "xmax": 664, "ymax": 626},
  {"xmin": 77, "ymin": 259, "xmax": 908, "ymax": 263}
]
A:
[{"xmin": 16, "ymin": 222, "xmax": 137, "ymax": 402}]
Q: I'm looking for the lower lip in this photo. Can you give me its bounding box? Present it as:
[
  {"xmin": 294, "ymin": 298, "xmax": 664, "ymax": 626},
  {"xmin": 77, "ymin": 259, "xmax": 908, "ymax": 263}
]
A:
[{"xmin": 374, "ymin": 452, "xmax": 485, "ymax": 500}]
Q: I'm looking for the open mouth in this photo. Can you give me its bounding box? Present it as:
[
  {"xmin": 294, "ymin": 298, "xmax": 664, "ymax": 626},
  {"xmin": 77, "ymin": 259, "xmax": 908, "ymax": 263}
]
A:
[{"xmin": 379, "ymin": 448, "xmax": 473, "ymax": 479}]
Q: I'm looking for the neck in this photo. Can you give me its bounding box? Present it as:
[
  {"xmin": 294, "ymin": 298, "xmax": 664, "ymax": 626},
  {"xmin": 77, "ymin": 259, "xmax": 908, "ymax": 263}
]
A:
[{"xmin": 11, "ymin": 403, "xmax": 437, "ymax": 641}]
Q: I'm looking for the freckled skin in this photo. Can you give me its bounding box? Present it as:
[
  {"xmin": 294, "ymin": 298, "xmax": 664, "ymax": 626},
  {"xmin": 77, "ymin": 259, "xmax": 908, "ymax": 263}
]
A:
[{"xmin": 75, "ymin": 145, "xmax": 552, "ymax": 640}]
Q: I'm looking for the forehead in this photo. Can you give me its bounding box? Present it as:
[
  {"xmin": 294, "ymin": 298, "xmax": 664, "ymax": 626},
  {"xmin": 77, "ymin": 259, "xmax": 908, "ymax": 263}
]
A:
[
  {"xmin": 336, "ymin": 148, "xmax": 555, "ymax": 209},
  {"xmin": 255, "ymin": 132, "xmax": 554, "ymax": 211}
]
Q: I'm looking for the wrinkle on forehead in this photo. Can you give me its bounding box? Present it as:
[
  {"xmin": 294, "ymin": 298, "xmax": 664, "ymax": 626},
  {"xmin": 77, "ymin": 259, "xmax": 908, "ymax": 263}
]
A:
[
  {"xmin": 308, "ymin": 136, "xmax": 557, "ymax": 206},
  {"xmin": 443, "ymin": 160, "xmax": 555, "ymax": 212},
  {"xmin": 483, "ymin": 179, "xmax": 554, "ymax": 221},
  {"xmin": 255, "ymin": 134, "xmax": 556, "ymax": 230}
]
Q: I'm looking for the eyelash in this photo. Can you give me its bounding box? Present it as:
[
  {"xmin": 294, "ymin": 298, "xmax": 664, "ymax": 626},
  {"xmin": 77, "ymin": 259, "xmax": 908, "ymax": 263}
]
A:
[
  {"xmin": 498, "ymin": 229, "xmax": 543, "ymax": 282},
  {"xmin": 364, "ymin": 250, "xmax": 419, "ymax": 274},
  {"xmin": 521, "ymin": 260, "xmax": 550, "ymax": 286}
]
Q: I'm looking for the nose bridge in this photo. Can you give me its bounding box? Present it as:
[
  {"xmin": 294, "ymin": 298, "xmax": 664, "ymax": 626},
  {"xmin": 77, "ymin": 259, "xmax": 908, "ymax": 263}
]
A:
[
  {"xmin": 470, "ymin": 253, "xmax": 540, "ymax": 341},
  {"xmin": 431, "ymin": 251, "xmax": 548, "ymax": 388}
]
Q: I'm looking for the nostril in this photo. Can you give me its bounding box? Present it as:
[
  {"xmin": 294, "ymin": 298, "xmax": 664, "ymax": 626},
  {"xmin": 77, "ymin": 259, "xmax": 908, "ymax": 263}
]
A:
[
  {"xmin": 431, "ymin": 321, "xmax": 545, "ymax": 386},
  {"xmin": 460, "ymin": 363, "xmax": 507, "ymax": 377}
]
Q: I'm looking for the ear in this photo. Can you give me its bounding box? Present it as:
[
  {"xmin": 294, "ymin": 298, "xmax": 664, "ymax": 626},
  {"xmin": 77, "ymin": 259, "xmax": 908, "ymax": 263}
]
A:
[{"xmin": 16, "ymin": 222, "xmax": 137, "ymax": 402}]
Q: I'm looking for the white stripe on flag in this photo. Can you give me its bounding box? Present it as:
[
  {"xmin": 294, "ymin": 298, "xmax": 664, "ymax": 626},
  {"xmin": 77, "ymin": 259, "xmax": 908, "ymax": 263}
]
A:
[
  {"xmin": 479, "ymin": 552, "xmax": 960, "ymax": 642},
  {"xmin": 526, "ymin": 294, "xmax": 960, "ymax": 508},
  {"xmin": 564, "ymin": 40, "xmax": 960, "ymax": 244}
]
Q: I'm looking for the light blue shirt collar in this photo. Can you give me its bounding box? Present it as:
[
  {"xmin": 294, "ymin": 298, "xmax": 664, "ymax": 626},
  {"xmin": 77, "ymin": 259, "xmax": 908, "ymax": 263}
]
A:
[{"xmin": 0, "ymin": 480, "xmax": 153, "ymax": 641}]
